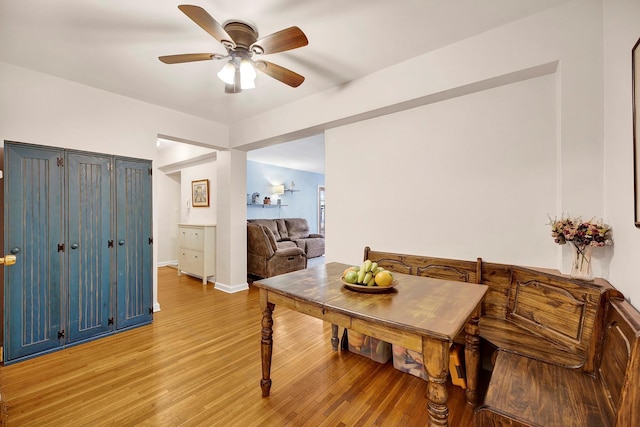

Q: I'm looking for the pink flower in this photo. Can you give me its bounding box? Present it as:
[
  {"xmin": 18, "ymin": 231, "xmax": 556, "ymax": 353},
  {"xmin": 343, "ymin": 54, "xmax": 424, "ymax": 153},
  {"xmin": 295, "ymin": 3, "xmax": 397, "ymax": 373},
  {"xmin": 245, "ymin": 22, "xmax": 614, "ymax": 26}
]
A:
[{"xmin": 548, "ymin": 215, "xmax": 612, "ymax": 248}]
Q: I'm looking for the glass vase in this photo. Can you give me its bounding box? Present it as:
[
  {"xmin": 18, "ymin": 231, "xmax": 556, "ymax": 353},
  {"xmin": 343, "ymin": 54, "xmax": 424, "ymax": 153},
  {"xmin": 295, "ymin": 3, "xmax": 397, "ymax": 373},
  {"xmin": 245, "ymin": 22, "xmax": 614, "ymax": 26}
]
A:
[{"xmin": 570, "ymin": 244, "xmax": 593, "ymax": 280}]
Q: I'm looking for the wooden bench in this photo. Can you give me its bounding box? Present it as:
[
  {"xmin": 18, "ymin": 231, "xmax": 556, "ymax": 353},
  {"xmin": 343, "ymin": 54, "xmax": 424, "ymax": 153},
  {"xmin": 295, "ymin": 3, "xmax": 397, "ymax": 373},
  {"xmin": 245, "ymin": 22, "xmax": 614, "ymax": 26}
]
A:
[
  {"xmin": 361, "ymin": 248, "xmax": 640, "ymax": 425},
  {"xmin": 476, "ymin": 297, "xmax": 640, "ymax": 426},
  {"xmin": 363, "ymin": 246, "xmax": 482, "ymax": 284},
  {"xmin": 362, "ymin": 250, "xmax": 620, "ymax": 369}
]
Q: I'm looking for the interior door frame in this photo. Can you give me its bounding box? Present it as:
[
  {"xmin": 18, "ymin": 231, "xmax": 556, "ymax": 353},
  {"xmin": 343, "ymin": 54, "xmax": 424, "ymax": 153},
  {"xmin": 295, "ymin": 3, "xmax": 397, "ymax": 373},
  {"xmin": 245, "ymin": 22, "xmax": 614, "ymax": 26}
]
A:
[{"xmin": 317, "ymin": 185, "xmax": 325, "ymax": 235}]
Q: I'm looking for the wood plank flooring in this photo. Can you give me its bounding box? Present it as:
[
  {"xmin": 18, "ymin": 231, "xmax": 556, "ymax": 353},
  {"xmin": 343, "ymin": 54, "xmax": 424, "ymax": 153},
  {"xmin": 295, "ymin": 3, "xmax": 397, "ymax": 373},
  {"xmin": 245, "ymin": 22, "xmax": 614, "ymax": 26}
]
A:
[{"xmin": 0, "ymin": 267, "xmax": 478, "ymax": 426}]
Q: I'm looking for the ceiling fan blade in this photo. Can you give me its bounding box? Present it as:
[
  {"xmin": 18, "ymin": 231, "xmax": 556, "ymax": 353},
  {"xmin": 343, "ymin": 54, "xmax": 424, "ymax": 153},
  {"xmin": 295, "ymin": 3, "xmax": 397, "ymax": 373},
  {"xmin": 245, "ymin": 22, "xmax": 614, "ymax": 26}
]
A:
[
  {"xmin": 178, "ymin": 5, "xmax": 235, "ymax": 48},
  {"xmin": 255, "ymin": 61, "xmax": 305, "ymax": 88},
  {"xmin": 159, "ymin": 53, "xmax": 222, "ymax": 64},
  {"xmin": 251, "ymin": 26, "xmax": 308, "ymax": 55}
]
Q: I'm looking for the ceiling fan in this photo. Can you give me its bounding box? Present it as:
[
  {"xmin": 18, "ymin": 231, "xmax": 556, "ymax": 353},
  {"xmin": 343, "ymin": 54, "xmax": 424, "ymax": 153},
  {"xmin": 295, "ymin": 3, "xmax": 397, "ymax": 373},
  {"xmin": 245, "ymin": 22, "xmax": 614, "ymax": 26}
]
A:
[{"xmin": 159, "ymin": 5, "xmax": 309, "ymax": 93}]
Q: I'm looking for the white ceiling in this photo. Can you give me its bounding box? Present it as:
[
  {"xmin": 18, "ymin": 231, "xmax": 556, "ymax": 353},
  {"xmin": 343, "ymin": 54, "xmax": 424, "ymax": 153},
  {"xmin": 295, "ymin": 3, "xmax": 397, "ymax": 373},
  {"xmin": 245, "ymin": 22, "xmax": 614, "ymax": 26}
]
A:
[
  {"xmin": 0, "ymin": 0, "xmax": 572, "ymax": 126},
  {"xmin": 247, "ymin": 134, "xmax": 324, "ymax": 174}
]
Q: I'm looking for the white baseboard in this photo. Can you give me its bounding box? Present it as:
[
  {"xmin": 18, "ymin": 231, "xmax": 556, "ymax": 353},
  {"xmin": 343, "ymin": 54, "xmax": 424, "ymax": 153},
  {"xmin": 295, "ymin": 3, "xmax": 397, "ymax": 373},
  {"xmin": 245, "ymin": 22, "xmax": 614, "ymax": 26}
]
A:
[
  {"xmin": 157, "ymin": 260, "xmax": 178, "ymax": 268},
  {"xmin": 214, "ymin": 282, "xmax": 249, "ymax": 293}
]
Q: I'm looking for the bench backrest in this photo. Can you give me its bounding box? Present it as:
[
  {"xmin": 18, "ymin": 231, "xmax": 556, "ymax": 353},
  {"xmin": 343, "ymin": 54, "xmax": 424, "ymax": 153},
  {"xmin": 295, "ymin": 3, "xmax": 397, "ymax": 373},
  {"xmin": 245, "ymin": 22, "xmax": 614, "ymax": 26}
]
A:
[
  {"xmin": 364, "ymin": 247, "xmax": 620, "ymax": 373},
  {"xmin": 363, "ymin": 246, "xmax": 482, "ymax": 284},
  {"xmin": 600, "ymin": 298, "xmax": 640, "ymax": 426},
  {"xmin": 481, "ymin": 262, "xmax": 616, "ymax": 373}
]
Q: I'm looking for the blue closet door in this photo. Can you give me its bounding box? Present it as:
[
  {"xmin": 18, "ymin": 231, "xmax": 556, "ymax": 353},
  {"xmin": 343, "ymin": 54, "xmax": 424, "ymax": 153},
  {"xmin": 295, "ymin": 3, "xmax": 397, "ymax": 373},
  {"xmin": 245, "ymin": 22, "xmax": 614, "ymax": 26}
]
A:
[
  {"xmin": 4, "ymin": 143, "xmax": 65, "ymax": 362},
  {"xmin": 66, "ymin": 152, "xmax": 114, "ymax": 343},
  {"xmin": 114, "ymin": 158, "xmax": 152, "ymax": 329}
]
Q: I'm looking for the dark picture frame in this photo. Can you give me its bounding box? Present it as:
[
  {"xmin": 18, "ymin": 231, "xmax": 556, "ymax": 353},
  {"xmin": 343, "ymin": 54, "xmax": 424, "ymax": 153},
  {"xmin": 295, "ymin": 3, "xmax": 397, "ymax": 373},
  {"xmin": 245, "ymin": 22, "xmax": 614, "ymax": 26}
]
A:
[
  {"xmin": 634, "ymin": 38, "xmax": 640, "ymax": 226},
  {"xmin": 192, "ymin": 179, "xmax": 210, "ymax": 207}
]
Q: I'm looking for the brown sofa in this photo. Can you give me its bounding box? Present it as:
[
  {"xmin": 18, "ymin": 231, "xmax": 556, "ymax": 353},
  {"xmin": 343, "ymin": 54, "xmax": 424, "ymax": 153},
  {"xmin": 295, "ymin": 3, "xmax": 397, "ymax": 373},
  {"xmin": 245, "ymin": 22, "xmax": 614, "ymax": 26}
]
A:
[
  {"xmin": 247, "ymin": 218, "xmax": 325, "ymax": 278},
  {"xmin": 248, "ymin": 218, "xmax": 325, "ymax": 259},
  {"xmin": 247, "ymin": 223, "xmax": 306, "ymax": 278}
]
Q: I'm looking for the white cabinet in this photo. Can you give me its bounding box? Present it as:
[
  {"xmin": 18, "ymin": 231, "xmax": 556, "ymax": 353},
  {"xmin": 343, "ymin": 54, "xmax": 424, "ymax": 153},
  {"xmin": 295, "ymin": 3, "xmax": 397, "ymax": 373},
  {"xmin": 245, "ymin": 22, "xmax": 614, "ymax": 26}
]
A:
[{"xmin": 177, "ymin": 224, "xmax": 216, "ymax": 284}]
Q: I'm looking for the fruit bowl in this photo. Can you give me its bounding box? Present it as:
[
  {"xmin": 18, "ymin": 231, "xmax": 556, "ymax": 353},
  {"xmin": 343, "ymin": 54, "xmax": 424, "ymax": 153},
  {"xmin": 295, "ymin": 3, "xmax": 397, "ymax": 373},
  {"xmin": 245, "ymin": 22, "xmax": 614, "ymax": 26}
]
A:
[{"xmin": 341, "ymin": 278, "xmax": 398, "ymax": 293}]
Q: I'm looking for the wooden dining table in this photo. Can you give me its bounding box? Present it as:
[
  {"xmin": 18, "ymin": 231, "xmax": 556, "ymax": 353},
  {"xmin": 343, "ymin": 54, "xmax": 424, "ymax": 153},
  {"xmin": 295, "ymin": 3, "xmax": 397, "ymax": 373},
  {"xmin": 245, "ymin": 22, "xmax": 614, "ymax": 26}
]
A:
[{"xmin": 253, "ymin": 262, "xmax": 488, "ymax": 427}]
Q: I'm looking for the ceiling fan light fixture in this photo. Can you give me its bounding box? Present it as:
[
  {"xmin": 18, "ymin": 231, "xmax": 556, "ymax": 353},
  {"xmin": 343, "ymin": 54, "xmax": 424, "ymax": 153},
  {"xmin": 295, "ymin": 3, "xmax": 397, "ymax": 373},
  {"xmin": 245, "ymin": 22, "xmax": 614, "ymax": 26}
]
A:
[
  {"xmin": 163, "ymin": 6, "xmax": 308, "ymax": 92},
  {"xmin": 240, "ymin": 76, "xmax": 255, "ymax": 90},
  {"xmin": 225, "ymin": 64, "xmax": 243, "ymax": 94},
  {"xmin": 217, "ymin": 61, "xmax": 236, "ymax": 85},
  {"xmin": 225, "ymin": 83, "xmax": 241, "ymax": 94},
  {"xmin": 240, "ymin": 59, "xmax": 257, "ymax": 89}
]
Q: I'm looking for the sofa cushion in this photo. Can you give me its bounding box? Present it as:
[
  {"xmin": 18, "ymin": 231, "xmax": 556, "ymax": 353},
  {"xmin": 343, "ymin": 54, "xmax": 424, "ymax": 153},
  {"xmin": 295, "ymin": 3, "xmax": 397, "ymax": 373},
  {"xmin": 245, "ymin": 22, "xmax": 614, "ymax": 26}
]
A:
[
  {"xmin": 303, "ymin": 237, "xmax": 325, "ymax": 259},
  {"xmin": 275, "ymin": 218, "xmax": 289, "ymax": 240},
  {"xmin": 247, "ymin": 224, "xmax": 275, "ymax": 256},
  {"xmin": 285, "ymin": 218, "xmax": 310, "ymax": 239},
  {"xmin": 248, "ymin": 219, "xmax": 282, "ymax": 241},
  {"xmin": 277, "ymin": 240, "xmax": 298, "ymax": 250},
  {"xmin": 262, "ymin": 226, "xmax": 278, "ymax": 250}
]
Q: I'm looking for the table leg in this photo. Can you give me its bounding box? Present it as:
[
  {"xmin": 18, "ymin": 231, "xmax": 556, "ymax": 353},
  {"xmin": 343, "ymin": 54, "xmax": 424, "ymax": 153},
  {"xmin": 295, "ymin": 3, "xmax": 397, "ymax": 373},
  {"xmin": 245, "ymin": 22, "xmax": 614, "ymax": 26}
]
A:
[
  {"xmin": 464, "ymin": 307, "xmax": 481, "ymax": 406},
  {"xmin": 260, "ymin": 291, "xmax": 275, "ymax": 398},
  {"xmin": 423, "ymin": 338, "xmax": 450, "ymax": 426},
  {"xmin": 331, "ymin": 324, "xmax": 339, "ymax": 351}
]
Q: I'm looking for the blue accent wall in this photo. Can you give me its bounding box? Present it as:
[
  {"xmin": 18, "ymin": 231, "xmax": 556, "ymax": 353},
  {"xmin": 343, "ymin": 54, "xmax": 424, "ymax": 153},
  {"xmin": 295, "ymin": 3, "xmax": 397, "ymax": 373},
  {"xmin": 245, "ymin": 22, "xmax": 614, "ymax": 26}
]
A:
[{"xmin": 247, "ymin": 161, "xmax": 325, "ymax": 234}]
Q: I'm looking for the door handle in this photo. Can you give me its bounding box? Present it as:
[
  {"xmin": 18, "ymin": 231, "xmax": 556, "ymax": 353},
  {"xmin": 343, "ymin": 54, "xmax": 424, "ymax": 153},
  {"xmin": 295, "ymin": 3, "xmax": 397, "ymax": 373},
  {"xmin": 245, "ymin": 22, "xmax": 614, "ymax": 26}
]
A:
[
  {"xmin": 10, "ymin": 247, "xmax": 20, "ymax": 255},
  {"xmin": 118, "ymin": 240, "xmax": 125, "ymax": 246},
  {"xmin": 0, "ymin": 255, "xmax": 16, "ymax": 266},
  {"xmin": 71, "ymin": 243, "xmax": 79, "ymax": 249}
]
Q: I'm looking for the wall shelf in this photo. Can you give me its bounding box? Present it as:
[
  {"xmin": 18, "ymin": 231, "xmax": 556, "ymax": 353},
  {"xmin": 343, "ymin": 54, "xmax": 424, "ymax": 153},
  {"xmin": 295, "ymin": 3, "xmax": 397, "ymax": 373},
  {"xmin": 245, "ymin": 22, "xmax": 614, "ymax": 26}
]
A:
[
  {"xmin": 247, "ymin": 204, "xmax": 287, "ymax": 208},
  {"xmin": 284, "ymin": 189, "xmax": 300, "ymax": 193}
]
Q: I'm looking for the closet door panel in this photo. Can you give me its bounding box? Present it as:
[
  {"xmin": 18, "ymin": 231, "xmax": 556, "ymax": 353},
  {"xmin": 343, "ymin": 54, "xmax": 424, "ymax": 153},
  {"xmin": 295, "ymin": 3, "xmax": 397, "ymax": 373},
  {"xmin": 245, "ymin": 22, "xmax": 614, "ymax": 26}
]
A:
[
  {"xmin": 66, "ymin": 152, "xmax": 114, "ymax": 343},
  {"xmin": 115, "ymin": 158, "xmax": 152, "ymax": 329},
  {"xmin": 4, "ymin": 143, "xmax": 64, "ymax": 362}
]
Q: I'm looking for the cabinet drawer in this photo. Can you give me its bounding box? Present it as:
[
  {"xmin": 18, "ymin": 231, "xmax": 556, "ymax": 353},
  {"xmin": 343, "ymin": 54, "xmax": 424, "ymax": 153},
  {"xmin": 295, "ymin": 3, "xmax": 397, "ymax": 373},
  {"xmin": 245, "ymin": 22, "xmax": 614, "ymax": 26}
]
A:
[
  {"xmin": 178, "ymin": 226, "xmax": 205, "ymax": 251},
  {"xmin": 179, "ymin": 249, "xmax": 205, "ymax": 275},
  {"xmin": 178, "ymin": 250, "xmax": 189, "ymax": 269}
]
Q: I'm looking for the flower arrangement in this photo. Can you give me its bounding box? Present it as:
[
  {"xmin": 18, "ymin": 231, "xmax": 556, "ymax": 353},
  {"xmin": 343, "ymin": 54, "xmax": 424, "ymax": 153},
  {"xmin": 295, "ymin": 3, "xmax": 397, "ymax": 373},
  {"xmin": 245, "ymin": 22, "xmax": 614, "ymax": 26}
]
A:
[
  {"xmin": 548, "ymin": 215, "xmax": 613, "ymax": 248},
  {"xmin": 548, "ymin": 215, "xmax": 612, "ymax": 280}
]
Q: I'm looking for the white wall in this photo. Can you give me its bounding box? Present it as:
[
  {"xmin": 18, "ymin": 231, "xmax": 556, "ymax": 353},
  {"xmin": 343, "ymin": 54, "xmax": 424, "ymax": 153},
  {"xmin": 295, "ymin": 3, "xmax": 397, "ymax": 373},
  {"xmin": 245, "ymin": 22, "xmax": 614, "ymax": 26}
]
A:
[
  {"xmin": 326, "ymin": 74, "xmax": 556, "ymax": 267},
  {"xmin": 155, "ymin": 142, "xmax": 219, "ymax": 266},
  {"xmin": 180, "ymin": 161, "xmax": 218, "ymax": 225},
  {"xmin": 156, "ymin": 142, "xmax": 218, "ymax": 166},
  {"xmin": 156, "ymin": 171, "xmax": 181, "ymax": 265},
  {"xmin": 0, "ymin": 62, "xmax": 228, "ymax": 157},
  {"xmin": 603, "ymin": 0, "xmax": 640, "ymax": 306},
  {"xmin": 156, "ymin": 159, "xmax": 218, "ymax": 266}
]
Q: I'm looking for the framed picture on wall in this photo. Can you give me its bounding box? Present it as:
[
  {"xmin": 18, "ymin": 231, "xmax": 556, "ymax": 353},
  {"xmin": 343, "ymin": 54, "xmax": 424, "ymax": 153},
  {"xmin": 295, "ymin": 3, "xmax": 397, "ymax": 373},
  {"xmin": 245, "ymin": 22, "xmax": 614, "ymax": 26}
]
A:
[
  {"xmin": 634, "ymin": 37, "xmax": 640, "ymax": 227},
  {"xmin": 192, "ymin": 179, "xmax": 210, "ymax": 207}
]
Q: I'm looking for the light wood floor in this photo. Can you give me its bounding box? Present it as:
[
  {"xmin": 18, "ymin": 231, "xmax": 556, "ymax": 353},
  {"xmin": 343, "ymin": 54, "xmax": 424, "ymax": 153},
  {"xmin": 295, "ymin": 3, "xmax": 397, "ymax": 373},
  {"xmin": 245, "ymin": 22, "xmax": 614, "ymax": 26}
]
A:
[{"xmin": 0, "ymin": 267, "xmax": 478, "ymax": 426}]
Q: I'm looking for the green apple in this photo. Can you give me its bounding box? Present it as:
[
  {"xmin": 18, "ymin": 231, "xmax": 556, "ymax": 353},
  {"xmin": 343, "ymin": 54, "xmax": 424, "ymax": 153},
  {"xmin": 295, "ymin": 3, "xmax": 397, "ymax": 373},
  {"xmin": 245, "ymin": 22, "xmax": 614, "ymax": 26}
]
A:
[{"xmin": 344, "ymin": 271, "xmax": 358, "ymax": 284}]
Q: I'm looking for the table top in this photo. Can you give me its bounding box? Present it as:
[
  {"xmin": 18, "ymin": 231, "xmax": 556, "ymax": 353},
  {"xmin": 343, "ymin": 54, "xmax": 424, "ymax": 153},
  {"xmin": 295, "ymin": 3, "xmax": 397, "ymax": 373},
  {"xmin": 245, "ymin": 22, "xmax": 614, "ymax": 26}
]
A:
[{"xmin": 253, "ymin": 261, "xmax": 488, "ymax": 341}]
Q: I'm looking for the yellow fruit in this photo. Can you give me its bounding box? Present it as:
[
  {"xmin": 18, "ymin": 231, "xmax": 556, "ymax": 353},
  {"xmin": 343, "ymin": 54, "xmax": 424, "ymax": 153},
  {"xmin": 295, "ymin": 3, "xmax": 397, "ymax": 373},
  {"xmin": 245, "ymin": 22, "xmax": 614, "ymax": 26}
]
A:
[
  {"xmin": 374, "ymin": 270, "xmax": 394, "ymax": 287},
  {"xmin": 363, "ymin": 272, "xmax": 373, "ymax": 285}
]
